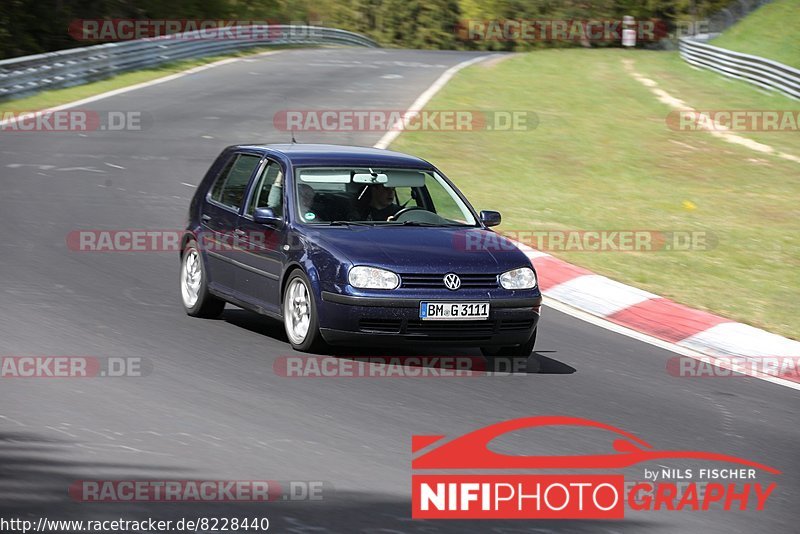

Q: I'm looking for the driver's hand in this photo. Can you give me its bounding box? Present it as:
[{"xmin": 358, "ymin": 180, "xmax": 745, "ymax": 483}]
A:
[{"xmin": 387, "ymin": 215, "xmax": 396, "ymax": 222}]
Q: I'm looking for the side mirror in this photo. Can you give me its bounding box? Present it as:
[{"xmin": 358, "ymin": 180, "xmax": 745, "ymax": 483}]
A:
[
  {"xmin": 253, "ymin": 207, "xmax": 283, "ymax": 227},
  {"xmin": 479, "ymin": 210, "xmax": 501, "ymax": 228}
]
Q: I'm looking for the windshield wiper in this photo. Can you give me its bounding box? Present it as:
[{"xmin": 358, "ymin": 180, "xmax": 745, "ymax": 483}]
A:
[
  {"xmin": 398, "ymin": 221, "xmax": 440, "ymax": 226},
  {"xmin": 396, "ymin": 221, "xmax": 473, "ymax": 227},
  {"xmin": 327, "ymin": 221, "xmax": 376, "ymax": 226}
]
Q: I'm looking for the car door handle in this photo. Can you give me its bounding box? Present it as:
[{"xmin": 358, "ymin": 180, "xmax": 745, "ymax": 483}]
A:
[
  {"xmin": 234, "ymin": 229, "xmax": 247, "ymax": 237},
  {"xmin": 201, "ymin": 214, "xmax": 212, "ymax": 222}
]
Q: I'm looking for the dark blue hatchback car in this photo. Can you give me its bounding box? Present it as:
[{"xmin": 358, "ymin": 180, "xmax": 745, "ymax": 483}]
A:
[{"xmin": 180, "ymin": 144, "xmax": 541, "ymax": 358}]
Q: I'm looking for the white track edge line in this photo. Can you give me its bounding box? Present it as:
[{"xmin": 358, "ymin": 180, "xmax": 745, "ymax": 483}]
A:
[
  {"xmin": 0, "ymin": 51, "xmax": 282, "ymax": 128},
  {"xmin": 373, "ymin": 55, "xmax": 492, "ymax": 150}
]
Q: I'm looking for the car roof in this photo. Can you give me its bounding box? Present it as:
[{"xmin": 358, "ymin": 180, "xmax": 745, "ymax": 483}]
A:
[{"xmin": 234, "ymin": 143, "xmax": 435, "ymax": 169}]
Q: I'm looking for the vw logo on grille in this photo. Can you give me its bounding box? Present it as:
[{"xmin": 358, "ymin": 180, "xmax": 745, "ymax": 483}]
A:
[{"xmin": 443, "ymin": 273, "xmax": 461, "ymax": 291}]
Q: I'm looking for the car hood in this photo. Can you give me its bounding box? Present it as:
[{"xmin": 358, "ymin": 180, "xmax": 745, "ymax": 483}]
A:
[{"xmin": 306, "ymin": 226, "xmax": 531, "ymax": 273}]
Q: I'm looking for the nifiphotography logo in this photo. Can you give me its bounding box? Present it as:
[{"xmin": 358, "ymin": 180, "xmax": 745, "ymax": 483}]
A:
[{"xmin": 411, "ymin": 416, "xmax": 780, "ymax": 519}]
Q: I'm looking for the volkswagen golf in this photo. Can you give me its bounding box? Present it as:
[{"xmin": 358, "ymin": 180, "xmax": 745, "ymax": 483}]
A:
[{"xmin": 180, "ymin": 144, "xmax": 541, "ymax": 360}]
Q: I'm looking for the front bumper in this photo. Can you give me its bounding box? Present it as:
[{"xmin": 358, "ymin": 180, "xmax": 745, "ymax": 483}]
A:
[{"xmin": 318, "ymin": 291, "xmax": 541, "ymax": 347}]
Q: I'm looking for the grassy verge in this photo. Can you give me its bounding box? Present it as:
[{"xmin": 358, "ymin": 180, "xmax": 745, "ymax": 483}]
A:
[
  {"xmin": 391, "ymin": 48, "xmax": 799, "ymax": 339},
  {"xmin": 0, "ymin": 46, "xmax": 294, "ymax": 114},
  {"xmin": 711, "ymin": 0, "xmax": 800, "ymax": 69}
]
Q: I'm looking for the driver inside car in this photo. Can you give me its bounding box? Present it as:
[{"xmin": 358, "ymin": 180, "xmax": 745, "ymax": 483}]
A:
[{"xmin": 363, "ymin": 184, "xmax": 400, "ymax": 221}]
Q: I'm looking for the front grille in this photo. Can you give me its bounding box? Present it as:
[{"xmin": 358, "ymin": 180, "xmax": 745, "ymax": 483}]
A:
[{"xmin": 400, "ymin": 273, "xmax": 498, "ymax": 289}]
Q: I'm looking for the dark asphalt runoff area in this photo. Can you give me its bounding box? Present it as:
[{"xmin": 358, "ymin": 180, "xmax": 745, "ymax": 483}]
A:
[{"xmin": 0, "ymin": 47, "xmax": 797, "ymax": 533}]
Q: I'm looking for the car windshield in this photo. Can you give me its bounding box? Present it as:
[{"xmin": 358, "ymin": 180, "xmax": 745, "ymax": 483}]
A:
[{"xmin": 293, "ymin": 167, "xmax": 478, "ymax": 226}]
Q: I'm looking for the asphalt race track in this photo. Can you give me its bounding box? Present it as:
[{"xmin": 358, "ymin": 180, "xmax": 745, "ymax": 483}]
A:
[{"xmin": 0, "ymin": 48, "xmax": 797, "ymax": 533}]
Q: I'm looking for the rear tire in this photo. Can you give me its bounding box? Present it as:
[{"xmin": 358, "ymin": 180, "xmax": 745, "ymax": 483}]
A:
[
  {"xmin": 282, "ymin": 270, "xmax": 326, "ymax": 353},
  {"xmin": 180, "ymin": 240, "xmax": 225, "ymax": 318}
]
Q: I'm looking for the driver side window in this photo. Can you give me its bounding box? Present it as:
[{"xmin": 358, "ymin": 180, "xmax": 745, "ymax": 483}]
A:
[{"xmin": 247, "ymin": 160, "xmax": 284, "ymax": 217}]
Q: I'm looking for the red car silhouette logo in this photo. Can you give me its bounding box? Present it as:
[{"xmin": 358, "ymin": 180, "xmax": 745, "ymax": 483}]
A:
[{"xmin": 412, "ymin": 416, "xmax": 780, "ymax": 473}]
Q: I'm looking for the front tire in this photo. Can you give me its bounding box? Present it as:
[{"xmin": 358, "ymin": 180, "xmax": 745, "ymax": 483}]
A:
[
  {"xmin": 282, "ymin": 270, "xmax": 326, "ymax": 353},
  {"xmin": 180, "ymin": 240, "xmax": 225, "ymax": 318}
]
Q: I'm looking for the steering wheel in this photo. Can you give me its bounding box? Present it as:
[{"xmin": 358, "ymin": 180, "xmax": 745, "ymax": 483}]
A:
[{"xmin": 389, "ymin": 206, "xmax": 426, "ymax": 222}]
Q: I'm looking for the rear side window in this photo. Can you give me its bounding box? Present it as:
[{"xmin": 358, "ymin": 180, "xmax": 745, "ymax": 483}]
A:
[{"xmin": 209, "ymin": 154, "xmax": 261, "ymax": 210}]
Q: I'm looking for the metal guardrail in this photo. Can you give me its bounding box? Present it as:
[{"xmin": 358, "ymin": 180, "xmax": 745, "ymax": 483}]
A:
[
  {"xmin": 0, "ymin": 26, "xmax": 379, "ymax": 100},
  {"xmin": 679, "ymin": 36, "xmax": 800, "ymax": 100}
]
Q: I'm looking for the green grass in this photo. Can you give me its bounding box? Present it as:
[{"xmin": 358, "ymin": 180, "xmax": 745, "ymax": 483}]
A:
[
  {"xmin": 632, "ymin": 50, "xmax": 800, "ymax": 157},
  {"xmin": 391, "ymin": 48, "xmax": 800, "ymax": 339},
  {"xmin": 0, "ymin": 46, "xmax": 292, "ymax": 113},
  {"xmin": 711, "ymin": 0, "xmax": 800, "ymax": 68}
]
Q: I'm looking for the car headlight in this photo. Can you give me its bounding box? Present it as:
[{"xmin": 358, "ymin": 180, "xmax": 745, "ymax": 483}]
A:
[
  {"xmin": 348, "ymin": 266, "xmax": 400, "ymax": 290},
  {"xmin": 499, "ymin": 267, "xmax": 537, "ymax": 290}
]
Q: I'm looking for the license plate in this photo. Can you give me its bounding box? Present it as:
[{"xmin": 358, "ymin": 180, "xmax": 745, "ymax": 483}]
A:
[{"xmin": 419, "ymin": 302, "xmax": 490, "ymax": 321}]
